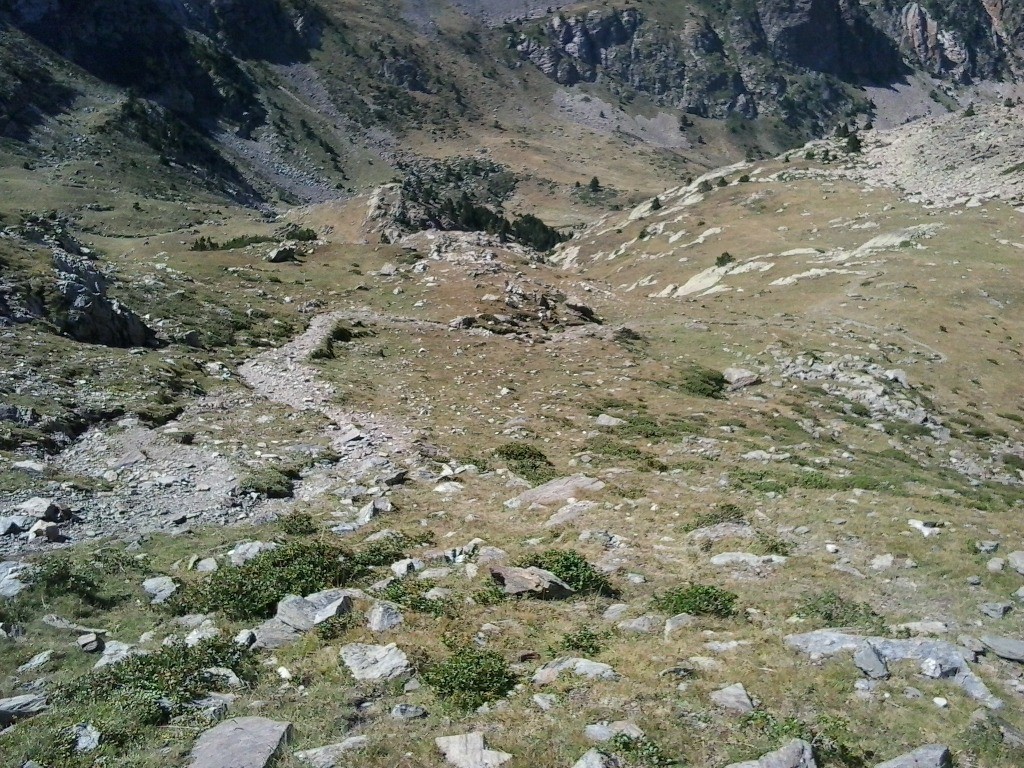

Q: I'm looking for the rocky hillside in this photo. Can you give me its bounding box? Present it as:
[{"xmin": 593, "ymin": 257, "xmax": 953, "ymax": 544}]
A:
[{"xmin": 2, "ymin": 96, "xmax": 1024, "ymax": 768}]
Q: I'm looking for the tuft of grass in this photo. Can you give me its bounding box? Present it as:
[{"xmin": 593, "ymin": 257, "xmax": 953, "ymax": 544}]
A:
[
  {"xmin": 422, "ymin": 642, "xmax": 518, "ymax": 711},
  {"xmin": 796, "ymin": 591, "xmax": 885, "ymax": 632},
  {"xmin": 493, "ymin": 442, "xmax": 557, "ymax": 485},
  {"xmin": 170, "ymin": 540, "xmax": 361, "ymax": 620},
  {"xmin": 515, "ymin": 549, "xmax": 618, "ymax": 596},
  {"xmin": 679, "ymin": 365, "xmax": 727, "ymax": 398},
  {"xmin": 610, "ymin": 734, "xmax": 676, "ymax": 767},
  {"xmin": 751, "ymin": 530, "xmax": 793, "ymax": 557},
  {"xmin": 653, "ymin": 583, "xmax": 738, "ymax": 617}
]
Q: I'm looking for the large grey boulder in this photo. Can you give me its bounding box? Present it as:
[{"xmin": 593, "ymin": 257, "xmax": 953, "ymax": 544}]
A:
[
  {"xmin": 340, "ymin": 643, "xmax": 411, "ymax": 681},
  {"xmin": 504, "ymin": 474, "xmax": 605, "ymax": 509},
  {"xmin": 724, "ymin": 368, "xmax": 761, "ymax": 390},
  {"xmin": 854, "ymin": 642, "xmax": 890, "ymax": 679},
  {"xmin": 187, "ymin": 717, "xmax": 292, "ymax": 768},
  {"xmin": 0, "ymin": 560, "xmax": 28, "ymax": 598},
  {"xmin": 0, "ymin": 693, "xmax": 47, "ymax": 726},
  {"xmin": 710, "ymin": 683, "xmax": 754, "ymax": 714},
  {"xmin": 873, "ymin": 744, "xmax": 951, "ymax": 768},
  {"xmin": 1007, "ymin": 551, "xmax": 1024, "ymax": 575},
  {"xmin": 786, "ymin": 629, "xmax": 1001, "ymax": 708},
  {"xmin": 435, "ymin": 732, "xmax": 512, "ymax": 768},
  {"xmin": 489, "ymin": 566, "xmax": 575, "ymax": 599},
  {"xmin": 142, "ymin": 576, "xmax": 178, "ymax": 605},
  {"xmin": 16, "ymin": 497, "xmax": 68, "ymax": 521},
  {"xmin": 367, "ymin": 601, "xmax": 404, "ymax": 632},
  {"xmin": 533, "ymin": 657, "xmax": 618, "ymax": 685},
  {"xmin": 724, "ymin": 739, "xmax": 816, "ymax": 768},
  {"xmin": 584, "ymin": 721, "xmax": 644, "ymax": 742}
]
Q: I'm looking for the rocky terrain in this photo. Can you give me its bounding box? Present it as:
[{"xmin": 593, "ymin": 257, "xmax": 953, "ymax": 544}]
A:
[{"xmin": 3, "ymin": 2, "xmax": 1024, "ymax": 768}]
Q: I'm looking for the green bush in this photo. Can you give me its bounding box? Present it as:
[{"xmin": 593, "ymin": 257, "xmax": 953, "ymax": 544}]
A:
[
  {"xmin": 610, "ymin": 734, "xmax": 675, "ymax": 767},
  {"xmin": 796, "ymin": 591, "xmax": 884, "ymax": 632},
  {"xmin": 170, "ymin": 540, "xmax": 361, "ymax": 620},
  {"xmin": 493, "ymin": 442, "xmax": 556, "ymax": 485},
  {"xmin": 654, "ymin": 584, "xmax": 738, "ymax": 617},
  {"xmin": 515, "ymin": 549, "xmax": 618, "ymax": 597},
  {"xmin": 679, "ymin": 365, "xmax": 727, "ymax": 398},
  {"xmin": 278, "ymin": 510, "xmax": 317, "ymax": 535},
  {"xmin": 557, "ymin": 627, "xmax": 606, "ymax": 656},
  {"xmin": 355, "ymin": 537, "xmax": 410, "ymax": 568},
  {"xmin": 716, "ymin": 252, "xmax": 734, "ymax": 267},
  {"xmin": 423, "ymin": 644, "xmax": 518, "ymax": 711}
]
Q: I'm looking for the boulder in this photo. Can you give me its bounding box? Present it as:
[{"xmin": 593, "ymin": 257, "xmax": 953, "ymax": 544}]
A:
[
  {"xmin": 786, "ymin": 630, "xmax": 1001, "ymax": 708},
  {"xmin": 367, "ymin": 602, "xmax": 404, "ymax": 632},
  {"xmin": 228, "ymin": 542, "xmax": 277, "ymax": 566},
  {"xmin": 275, "ymin": 596, "xmax": 316, "ymax": 631},
  {"xmin": 435, "ymin": 732, "xmax": 512, "ymax": 768},
  {"xmin": 584, "ymin": 721, "xmax": 644, "ymax": 742},
  {"xmin": 873, "ymin": 744, "xmax": 951, "ymax": 768},
  {"xmin": 723, "ymin": 739, "xmax": 816, "ymax": 768},
  {"xmin": 723, "ymin": 367, "xmax": 761, "ymax": 390},
  {"xmin": 0, "ymin": 693, "xmax": 47, "ymax": 726},
  {"xmin": 265, "ymin": 245, "xmax": 298, "ymax": 263},
  {"xmin": 711, "ymin": 683, "xmax": 754, "ymax": 714},
  {"xmin": 15, "ymin": 497, "xmax": 66, "ymax": 521},
  {"xmin": 854, "ymin": 642, "xmax": 890, "ymax": 679},
  {"xmin": 573, "ymin": 749, "xmax": 621, "ymax": 768},
  {"xmin": 1007, "ymin": 551, "xmax": 1024, "ymax": 575},
  {"xmin": 187, "ymin": 717, "xmax": 292, "ymax": 768},
  {"xmin": 340, "ymin": 643, "xmax": 411, "ymax": 681},
  {"xmin": 504, "ymin": 475, "xmax": 605, "ymax": 509},
  {"xmin": 391, "ymin": 703, "xmax": 428, "ymax": 720},
  {"xmin": 489, "ymin": 566, "xmax": 575, "ymax": 599},
  {"xmin": 294, "ymin": 737, "xmax": 369, "ymax": 767},
  {"xmin": 142, "ymin": 576, "xmax": 178, "ymax": 605}
]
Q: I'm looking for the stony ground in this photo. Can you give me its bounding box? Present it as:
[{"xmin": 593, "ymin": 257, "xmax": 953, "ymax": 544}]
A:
[{"xmin": 2, "ymin": 110, "xmax": 1024, "ymax": 768}]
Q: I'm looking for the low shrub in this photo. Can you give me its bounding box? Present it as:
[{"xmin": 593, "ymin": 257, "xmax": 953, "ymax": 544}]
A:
[
  {"xmin": 423, "ymin": 643, "xmax": 518, "ymax": 711},
  {"xmin": 239, "ymin": 467, "xmax": 297, "ymax": 498},
  {"xmin": 557, "ymin": 627, "xmax": 606, "ymax": 656},
  {"xmin": 493, "ymin": 442, "xmax": 556, "ymax": 485},
  {"xmin": 654, "ymin": 584, "xmax": 738, "ymax": 617},
  {"xmin": 278, "ymin": 510, "xmax": 317, "ymax": 535},
  {"xmin": 170, "ymin": 540, "xmax": 361, "ymax": 620}
]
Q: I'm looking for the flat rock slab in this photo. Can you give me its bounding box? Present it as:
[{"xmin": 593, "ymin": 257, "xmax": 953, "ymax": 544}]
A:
[
  {"xmin": 980, "ymin": 635, "xmax": 1024, "ymax": 663},
  {"xmin": 786, "ymin": 630, "xmax": 1001, "ymax": 709},
  {"xmin": 724, "ymin": 739, "xmax": 816, "ymax": 768},
  {"xmin": 340, "ymin": 642, "xmax": 411, "ymax": 681},
  {"xmin": 436, "ymin": 732, "xmax": 512, "ymax": 768},
  {"xmin": 187, "ymin": 717, "xmax": 292, "ymax": 768},
  {"xmin": 711, "ymin": 683, "xmax": 754, "ymax": 714},
  {"xmin": 0, "ymin": 693, "xmax": 47, "ymax": 726},
  {"xmin": 573, "ymin": 749, "xmax": 621, "ymax": 768},
  {"xmin": 0, "ymin": 560, "xmax": 28, "ymax": 599},
  {"xmin": 504, "ymin": 474, "xmax": 605, "ymax": 509},
  {"xmin": 874, "ymin": 744, "xmax": 951, "ymax": 768},
  {"xmin": 533, "ymin": 657, "xmax": 618, "ymax": 685}
]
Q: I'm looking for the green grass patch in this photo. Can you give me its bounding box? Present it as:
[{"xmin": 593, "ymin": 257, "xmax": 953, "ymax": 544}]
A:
[
  {"xmin": 493, "ymin": 442, "xmax": 557, "ymax": 485},
  {"xmin": 796, "ymin": 591, "xmax": 885, "ymax": 632}
]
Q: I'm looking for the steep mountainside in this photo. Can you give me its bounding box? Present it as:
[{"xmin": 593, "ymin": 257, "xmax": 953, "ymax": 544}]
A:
[{"xmin": 0, "ymin": 0, "xmax": 1022, "ymax": 209}]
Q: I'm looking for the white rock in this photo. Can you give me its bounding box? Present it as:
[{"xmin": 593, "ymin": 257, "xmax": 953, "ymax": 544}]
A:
[
  {"xmin": 435, "ymin": 732, "xmax": 512, "ymax": 768},
  {"xmin": 340, "ymin": 643, "xmax": 411, "ymax": 681}
]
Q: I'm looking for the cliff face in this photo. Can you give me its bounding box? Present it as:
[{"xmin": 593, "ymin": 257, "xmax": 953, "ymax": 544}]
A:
[{"xmin": 512, "ymin": 3, "xmax": 903, "ymax": 122}]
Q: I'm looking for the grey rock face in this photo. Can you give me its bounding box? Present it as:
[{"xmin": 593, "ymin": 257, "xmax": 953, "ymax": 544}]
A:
[
  {"xmin": 873, "ymin": 744, "xmax": 951, "ymax": 768},
  {"xmin": 710, "ymin": 682, "xmax": 754, "ymax": 714},
  {"xmin": 0, "ymin": 693, "xmax": 48, "ymax": 726},
  {"xmin": 854, "ymin": 642, "xmax": 890, "ymax": 679},
  {"xmin": 724, "ymin": 739, "xmax": 817, "ymax": 768},
  {"xmin": 187, "ymin": 717, "xmax": 292, "ymax": 768},
  {"xmin": 367, "ymin": 601, "xmax": 404, "ymax": 632},
  {"xmin": 584, "ymin": 721, "xmax": 644, "ymax": 742},
  {"xmin": 786, "ymin": 630, "xmax": 1001, "ymax": 708},
  {"xmin": 504, "ymin": 474, "xmax": 605, "ymax": 509},
  {"xmin": 142, "ymin": 576, "xmax": 178, "ymax": 605},
  {"xmin": 573, "ymin": 749, "xmax": 621, "ymax": 768}
]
